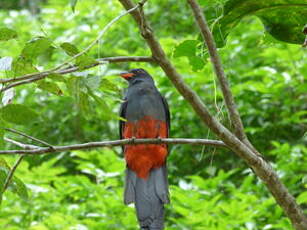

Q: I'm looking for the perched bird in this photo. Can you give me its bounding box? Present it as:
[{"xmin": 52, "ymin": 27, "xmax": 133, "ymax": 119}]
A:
[{"xmin": 119, "ymin": 68, "xmax": 170, "ymax": 230}]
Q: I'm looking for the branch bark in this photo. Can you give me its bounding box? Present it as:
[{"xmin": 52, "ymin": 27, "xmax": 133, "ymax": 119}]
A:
[
  {"xmin": 0, "ymin": 138, "xmax": 227, "ymax": 155},
  {"xmin": 187, "ymin": 0, "xmax": 258, "ymax": 154},
  {"xmin": 118, "ymin": 0, "xmax": 307, "ymax": 229}
]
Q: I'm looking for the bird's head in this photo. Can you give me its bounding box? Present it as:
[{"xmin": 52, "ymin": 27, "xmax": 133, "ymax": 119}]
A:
[{"xmin": 120, "ymin": 68, "xmax": 154, "ymax": 84}]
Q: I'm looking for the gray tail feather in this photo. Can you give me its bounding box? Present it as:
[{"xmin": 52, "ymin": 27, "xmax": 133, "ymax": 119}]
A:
[{"xmin": 124, "ymin": 165, "xmax": 169, "ymax": 230}]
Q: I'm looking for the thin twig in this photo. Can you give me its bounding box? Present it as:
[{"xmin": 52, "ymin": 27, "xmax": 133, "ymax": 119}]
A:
[
  {"xmin": 4, "ymin": 137, "xmax": 40, "ymax": 150},
  {"xmin": 2, "ymin": 155, "xmax": 25, "ymax": 191},
  {"xmin": 0, "ymin": 56, "xmax": 154, "ymax": 92},
  {"xmin": 52, "ymin": 3, "xmax": 143, "ymax": 71},
  {"xmin": 5, "ymin": 128, "xmax": 53, "ymax": 148},
  {"xmin": 187, "ymin": 0, "xmax": 258, "ymax": 153},
  {"xmin": 0, "ymin": 138, "xmax": 227, "ymax": 155},
  {"xmin": 118, "ymin": 1, "xmax": 307, "ymax": 229}
]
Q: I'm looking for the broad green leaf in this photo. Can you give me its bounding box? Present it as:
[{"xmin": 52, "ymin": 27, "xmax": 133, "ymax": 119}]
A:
[
  {"xmin": 60, "ymin": 42, "xmax": 97, "ymax": 69},
  {"xmin": 0, "ymin": 104, "xmax": 38, "ymax": 125},
  {"xmin": 0, "ymin": 56, "xmax": 13, "ymax": 71},
  {"xmin": 70, "ymin": 0, "xmax": 78, "ymax": 12},
  {"xmin": 173, "ymin": 40, "xmax": 199, "ymax": 58},
  {"xmin": 37, "ymin": 81, "xmax": 63, "ymax": 95},
  {"xmin": 174, "ymin": 40, "xmax": 205, "ymax": 71},
  {"xmin": 11, "ymin": 57, "xmax": 37, "ymax": 76},
  {"xmin": 189, "ymin": 56, "xmax": 205, "ymax": 71},
  {"xmin": 0, "ymin": 27, "xmax": 17, "ymax": 41},
  {"xmin": 76, "ymin": 55, "xmax": 97, "ymax": 70},
  {"xmin": 100, "ymin": 78, "xmax": 120, "ymax": 92},
  {"xmin": 297, "ymin": 191, "xmax": 307, "ymax": 204},
  {"xmin": 47, "ymin": 73, "xmax": 65, "ymax": 82},
  {"xmin": 21, "ymin": 37, "xmax": 52, "ymax": 60},
  {"xmin": 0, "ymin": 157, "xmax": 28, "ymax": 202},
  {"xmin": 60, "ymin": 42, "xmax": 79, "ymax": 56},
  {"xmin": 212, "ymin": 0, "xmax": 307, "ymax": 47}
]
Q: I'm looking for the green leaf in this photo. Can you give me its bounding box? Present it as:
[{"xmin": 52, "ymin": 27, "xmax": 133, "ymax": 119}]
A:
[
  {"xmin": 212, "ymin": 0, "xmax": 307, "ymax": 47},
  {"xmin": 100, "ymin": 78, "xmax": 120, "ymax": 92},
  {"xmin": 21, "ymin": 37, "xmax": 52, "ymax": 60},
  {"xmin": 60, "ymin": 42, "xmax": 79, "ymax": 56},
  {"xmin": 47, "ymin": 73, "xmax": 65, "ymax": 82},
  {"xmin": 37, "ymin": 81, "xmax": 63, "ymax": 95},
  {"xmin": 10, "ymin": 176, "xmax": 29, "ymax": 200},
  {"xmin": 0, "ymin": 157, "xmax": 28, "ymax": 202},
  {"xmin": 0, "ymin": 28, "xmax": 17, "ymax": 41},
  {"xmin": 0, "ymin": 119, "xmax": 5, "ymax": 148},
  {"xmin": 297, "ymin": 191, "xmax": 307, "ymax": 204},
  {"xmin": 0, "ymin": 104, "xmax": 38, "ymax": 125},
  {"xmin": 70, "ymin": 0, "xmax": 78, "ymax": 12},
  {"xmin": 0, "ymin": 157, "xmax": 10, "ymax": 204},
  {"xmin": 12, "ymin": 57, "xmax": 38, "ymax": 76},
  {"xmin": 173, "ymin": 40, "xmax": 205, "ymax": 71},
  {"xmin": 189, "ymin": 56, "xmax": 205, "ymax": 71},
  {"xmin": 76, "ymin": 55, "xmax": 97, "ymax": 70},
  {"xmin": 173, "ymin": 40, "xmax": 199, "ymax": 58}
]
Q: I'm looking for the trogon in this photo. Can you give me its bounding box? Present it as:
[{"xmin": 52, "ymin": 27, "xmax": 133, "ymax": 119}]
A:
[{"xmin": 119, "ymin": 68, "xmax": 170, "ymax": 230}]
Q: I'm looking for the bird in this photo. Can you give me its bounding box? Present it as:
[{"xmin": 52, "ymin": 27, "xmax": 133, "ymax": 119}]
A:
[{"xmin": 119, "ymin": 68, "xmax": 170, "ymax": 230}]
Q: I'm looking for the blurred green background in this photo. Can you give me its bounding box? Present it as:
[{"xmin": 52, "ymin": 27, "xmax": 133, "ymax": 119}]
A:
[{"xmin": 0, "ymin": 0, "xmax": 306, "ymax": 229}]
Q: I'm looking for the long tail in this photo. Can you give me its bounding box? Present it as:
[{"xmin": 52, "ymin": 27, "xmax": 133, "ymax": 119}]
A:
[{"xmin": 124, "ymin": 165, "xmax": 169, "ymax": 230}]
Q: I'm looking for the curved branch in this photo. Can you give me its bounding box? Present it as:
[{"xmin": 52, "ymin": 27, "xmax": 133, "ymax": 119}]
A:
[
  {"xmin": 0, "ymin": 138, "xmax": 227, "ymax": 155},
  {"xmin": 0, "ymin": 56, "xmax": 154, "ymax": 93},
  {"xmin": 187, "ymin": 0, "xmax": 258, "ymax": 154},
  {"xmin": 2, "ymin": 155, "xmax": 25, "ymax": 191},
  {"xmin": 118, "ymin": 0, "xmax": 307, "ymax": 229},
  {"xmin": 52, "ymin": 3, "xmax": 143, "ymax": 71},
  {"xmin": 5, "ymin": 128, "xmax": 53, "ymax": 148}
]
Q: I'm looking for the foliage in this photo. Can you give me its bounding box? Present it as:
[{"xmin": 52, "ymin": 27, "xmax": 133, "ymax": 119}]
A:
[
  {"xmin": 202, "ymin": 0, "xmax": 307, "ymax": 47},
  {"xmin": 0, "ymin": 0, "xmax": 306, "ymax": 229}
]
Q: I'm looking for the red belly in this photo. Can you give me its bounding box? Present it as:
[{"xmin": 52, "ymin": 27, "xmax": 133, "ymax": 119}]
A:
[{"xmin": 123, "ymin": 116, "xmax": 168, "ymax": 179}]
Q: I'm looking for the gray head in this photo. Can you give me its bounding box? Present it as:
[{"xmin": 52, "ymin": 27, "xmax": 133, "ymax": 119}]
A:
[{"xmin": 120, "ymin": 68, "xmax": 154, "ymax": 85}]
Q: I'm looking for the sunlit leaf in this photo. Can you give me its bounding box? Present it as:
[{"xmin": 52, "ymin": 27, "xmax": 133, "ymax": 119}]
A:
[
  {"xmin": 212, "ymin": 0, "xmax": 307, "ymax": 47},
  {"xmin": 37, "ymin": 81, "xmax": 63, "ymax": 95},
  {"xmin": 10, "ymin": 176, "xmax": 29, "ymax": 201},
  {"xmin": 0, "ymin": 27, "xmax": 17, "ymax": 41},
  {"xmin": 173, "ymin": 40, "xmax": 199, "ymax": 58},
  {"xmin": 76, "ymin": 55, "xmax": 97, "ymax": 70},
  {"xmin": 173, "ymin": 40, "xmax": 205, "ymax": 71},
  {"xmin": 21, "ymin": 37, "xmax": 52, "ymax": 60},
  {"xmin": 60, "ymin": 42, "xmax": 79, "ymax": 56},
  {"xmin": 11, "ymin": 57, "xmax": 37, "ymax": 76}
]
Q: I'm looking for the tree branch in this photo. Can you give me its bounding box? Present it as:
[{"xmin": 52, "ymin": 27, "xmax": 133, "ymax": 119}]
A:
[
  {"xmin": 4, "ymin": 137, "xmax": 40, "ymax": 150},
  {"xmin": 0, "ymin": 138, "xmax": 226, "ymax": 155},
  {"xmin": 0, "ymin": 56, "xmax": 154, "ymax": 93},
  {"xmin": 187, "ymin": 0, "xmax": 258, "ymax": 154},
  {"xmin": 2, "ymin": 155, "xmax": 25, "ymax": 192},
  {"xmin": 5, "ymin": 128, "xmax": 53, "ymax": 148},
  {"xmin": 51, "ymin": 3, "xmax": 144, "ymax": 71},
  {"xmin": 118, "ymin": 0, "xmax": 307, "ymax": 229}
]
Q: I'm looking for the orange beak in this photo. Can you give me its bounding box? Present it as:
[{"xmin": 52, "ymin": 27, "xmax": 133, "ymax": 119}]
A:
[{"xmin": 120, "ymin": 72, "xmax": 135, "ymax": 79}]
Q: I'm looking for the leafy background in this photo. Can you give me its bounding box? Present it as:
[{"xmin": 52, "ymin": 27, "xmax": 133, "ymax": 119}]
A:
[{"xmin": 0, "ymin": 0, "xmax": 306, "ymax": 229}]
